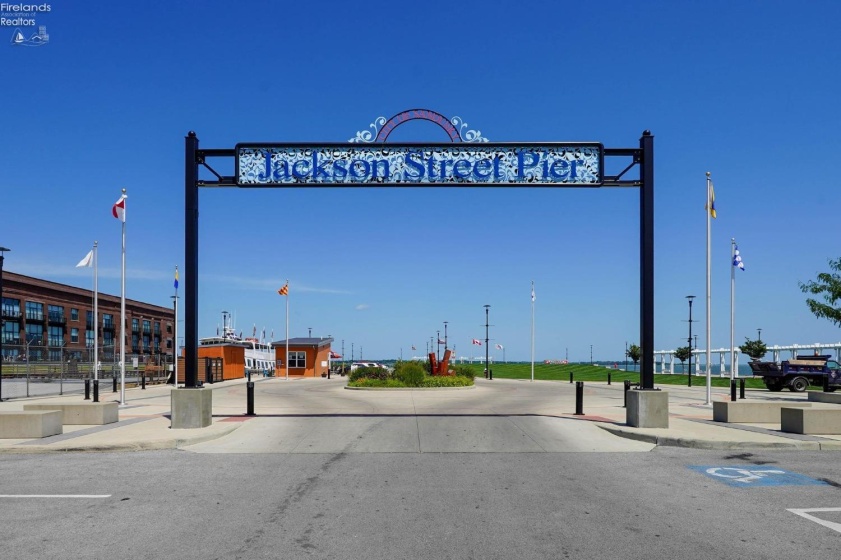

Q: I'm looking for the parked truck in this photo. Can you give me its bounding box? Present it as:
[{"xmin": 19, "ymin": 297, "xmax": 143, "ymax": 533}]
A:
[{"xmin": 748, "ymin": 354, "xmax": 841, "ymax": 392}]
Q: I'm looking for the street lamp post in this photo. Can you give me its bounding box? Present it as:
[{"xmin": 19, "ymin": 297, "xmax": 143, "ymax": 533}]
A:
[
  {"xmin": 625, "ymin": 341, "xmax": 628, "ymax": 372},
  {"xmin": 443, "ymin": 321, "xmax": 448, "ymax": 353},
  {"xmin": 686, "ymin": 295, "xmax": 696, "ymax": 386},
  {"xmin": 484, "ymin": 305, "xmax": 491, "ymax": 380},
  {"xmin": 590, "ymin": 344, "xmax": 593, "ymax": 365},
  {"xmin": 757, "ymin": 328, "xmax": 762, "ymax": 342},
  {"xmin": 436, "ymin": 330, "xmax": 440, "ymax": 361},
  {"xmin": 0, "ymin": 246, "xmax": 9, "ymax": 401}
]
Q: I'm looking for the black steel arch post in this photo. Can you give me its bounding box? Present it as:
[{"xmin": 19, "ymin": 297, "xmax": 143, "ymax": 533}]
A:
[
  {"xmin": 639, "ymin": 131, "xmax": 654, "ymax": 390},
  {"xmin": 184, "ymin": 132, "xmax": 199, "ymax": 388}
]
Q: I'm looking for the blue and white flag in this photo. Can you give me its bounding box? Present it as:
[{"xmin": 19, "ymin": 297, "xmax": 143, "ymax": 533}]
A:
[{"xmin": 733, "ymin": 245, "xmax": 745, "ymax": 270}]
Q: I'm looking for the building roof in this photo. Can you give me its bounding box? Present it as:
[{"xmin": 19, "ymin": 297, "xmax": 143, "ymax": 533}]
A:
[{"xmin": 271, "ymin": 337, "xmax": 333, "ymax": 349}]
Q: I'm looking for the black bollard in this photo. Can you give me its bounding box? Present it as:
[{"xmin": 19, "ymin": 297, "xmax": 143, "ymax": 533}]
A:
[
  {"xmin": 608, "ymin": 371, "xmax": 611, "ymax": 385},
  {"xmin": 93, "ymin": 379, "xmax": 99, "ymax": 402},
  {"xmin": 327, "ymin": 368, "xmax": 331, "ymax": 379},
  {"xmin": 624, "ymin": 379, "xmax": 631, "ymax": 408},
  {"xmin": 730, "ymin": 379, "xmax": 737, "ymax": 402},
  {"xmin": 113, "ymin": 375, "xmax": 118, "ymax": 393},
  {"xmin": 575, "ymin": 381, "xmax": 584, "ymax": 415},
  {"xmin": 569, "ymin": 372, "xmax": 574, "ymax": 384},
  {"xmin": 489, "ymin": 369, "xmax": 492, "ymax": 380},
  {"xmin": 740, "ymin": 378, "xmax": 746, "ymax": 399},
  {"xmin": 141, "ymin": 374, "xmax": 146, "ymax": 390},
  {"xmin": 688, "ymin": 371, "xmax": 692, "ymax": 387},
  {"xmin": 824, "ymin": 374, "xmax": 830, "ymax": 392},
  {"xmin": 246, "ymin": 381, "xmax": 255, "ymax": 416},
  {"xmin": 84, "ymin": 379, "xmax": 90, "ymax": 400}
]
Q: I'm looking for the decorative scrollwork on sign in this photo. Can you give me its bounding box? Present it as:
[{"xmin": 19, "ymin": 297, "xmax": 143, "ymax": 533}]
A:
[
  {"xmin": 451, "ymin": 116, "xmax": 489, "ymax": 143},
  {"xmin": 349, "ymin": 116, "xmax": 386, "ymax": 143}
]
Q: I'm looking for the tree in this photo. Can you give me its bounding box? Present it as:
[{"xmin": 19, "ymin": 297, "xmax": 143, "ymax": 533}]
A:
[
  {"xmin": 626, "ymin": 344, "xmax": 641, "ymax": 366},
  {"xmin": 739, "ymin": 337, "xmax": 767, "ymax": 361},
  {"xmin": 799, "ymin": 258, "xmax": 841, "ymax": 327},
  {"xmin": 674, "ymin": 346, "xmax": 691, "ymax": 373}
]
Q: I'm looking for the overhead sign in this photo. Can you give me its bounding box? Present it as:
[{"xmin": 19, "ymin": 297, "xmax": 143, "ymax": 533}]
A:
[{"xmin": 236, "ymin": 143, "xmax": 603, "ymax": 187}]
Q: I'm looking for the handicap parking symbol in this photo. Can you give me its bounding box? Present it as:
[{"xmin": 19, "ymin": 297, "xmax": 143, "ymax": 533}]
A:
[{"xmin": 690, "ymin": 465, "xmax": 827, "ymax": 487}]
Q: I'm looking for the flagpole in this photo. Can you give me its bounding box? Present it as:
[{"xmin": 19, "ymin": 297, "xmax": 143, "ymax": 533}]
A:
[
  {"xmin": 705, "ymin": 173, "xmax": 712, "ymax": 405},
  {"xmin": 285, "ymin": 280, "xmax": 289, "ymax": 381},
  {"xmin": 93, "ymin": 241, "xmax": 99, "ymax": 386},
  {"xmin": 530, "ymin": 280, "xmax": 535, "ymax": 382},
  {"xmin": 119, "ymin": 188, "xmax": 127, "ymax": 406},
  {"xmin": 730, "ymin": 238, "xmax": 736, "ymax": 381},
  {"xmin": 173, "ymin": 265, "xmax": 179, "ymax": 395}
]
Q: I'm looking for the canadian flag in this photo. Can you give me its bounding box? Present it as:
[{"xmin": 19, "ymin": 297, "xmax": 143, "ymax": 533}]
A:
[
  {"xmin": 112, "ymin": 195, "xmax": 126, "ymax": 222},
  {"xmin": 472, "ymin": 339, "xmax": 482, "ymax": 346}
]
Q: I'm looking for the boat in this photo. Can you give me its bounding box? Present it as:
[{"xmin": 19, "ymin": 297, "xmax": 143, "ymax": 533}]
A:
[{"xmin": 199, "ymin": 313, "xmax": 275, "ymax": 377}]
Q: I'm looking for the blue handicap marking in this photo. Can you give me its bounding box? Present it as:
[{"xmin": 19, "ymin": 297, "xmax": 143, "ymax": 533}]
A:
[{"xmin": 690, "ymin": 465, "xmax": 827, "ymax": 487}]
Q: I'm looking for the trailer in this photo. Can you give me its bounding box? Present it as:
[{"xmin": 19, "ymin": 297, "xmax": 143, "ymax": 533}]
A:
[{"xmin": 748, "ymin": 355, "xmax": 841, "ymax": 392}]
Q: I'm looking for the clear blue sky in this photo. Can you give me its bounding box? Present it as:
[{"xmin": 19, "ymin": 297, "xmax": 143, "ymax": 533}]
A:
[{"xmin": 2, "ymin": 0, "xmax": 840, "ymax": 362}]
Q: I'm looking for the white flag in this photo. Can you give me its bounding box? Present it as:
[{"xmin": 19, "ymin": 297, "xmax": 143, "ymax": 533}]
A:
[{"xmin": 76, "ymin": 250, "xmax": 94, "ymax": 268}]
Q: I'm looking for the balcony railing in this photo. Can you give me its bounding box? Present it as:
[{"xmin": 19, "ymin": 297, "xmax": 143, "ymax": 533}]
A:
[
  {"xmin": 25, "ymin": 312, "xmax": 44, "ymax": 321},
  {"xmin": 48, "ymin": 313, "xmax": 66, "ymax": 325}
]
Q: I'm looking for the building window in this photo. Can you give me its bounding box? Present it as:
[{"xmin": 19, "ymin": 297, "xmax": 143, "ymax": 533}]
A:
[
  {"xmin": 48, "ymin": 305, "xmax": 64, "ymax": 323},
  {"xmin": 103, "ymin": 330, "xmax": 114, "ymax": 348},
  {"xmin": 25, "ymin": 301, "xmax": 44, "ymax": 321},
  {"xmin": 25, "ymin": 323, "xmax": 44, "ymax": 345},
  {"xmin": 2, "ymin": 320, "xmax": 19, "ymax": 344},
  {"xmin": 142, "ymin": 320, "xmax": 151, "ymax": 335},
  {"xmin": 289, "ymin": 351, "xmax": 306, "ymax": 368},
  {"xmin": 86, "ymin": 330, "xmax": 94, "ymax": 348},
  {"xmin": 86, "ymin": 310, "xmax": 94, "ymax": 329},
  {"xmin": 154, "ymin": 322, "xmax": 161, "ymax": 336},
  {"xmin": 71, "ymin": 328, "xmax": 79, "ymax": 343},
  {"xmin": 2, "ymin": 297, "xmax": 20, "ymax": 317},
  {"xmin": 103, "ymin": 314, "xmax": 114, "ymax": 329},
  {"xmin": 71, "ymin": 308, "xmax": 79, "ymax": 321},
  {"xmin": 48, "ymin": 325, "xmax": 63, "ymax": 347}
]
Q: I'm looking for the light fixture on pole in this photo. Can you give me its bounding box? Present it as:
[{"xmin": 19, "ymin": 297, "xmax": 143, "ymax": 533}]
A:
[
  {"xmin": 757, "ymin": 328, "xmax": 762, "ymax": 342},
  {"xmin": 625, "ymin": 341, "xmax": 628, "ymax": 372},
  {"xmin": 590, "ymin": 344, "xmax": 593, "ymax": 365},
  {"xmin": 0, "ymin": 246, "xmax": 9, "ymax": 401},
  {"xmin": 443, "ymin": 321, "xmax": 448, "ymax": 352},
  {"xmin": 686, "ymin": 295, "xmax": 696, "ymax": 386},
  {"xmin": 436, "ymin": 330, "xmax": 440, "ymax": 361}
]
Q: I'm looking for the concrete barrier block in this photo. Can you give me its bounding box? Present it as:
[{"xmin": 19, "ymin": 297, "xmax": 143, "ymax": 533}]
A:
[
  {"xmin": 626, "ymin": 389, "xmax": 669, "ymax": 428},
  {"xmin": 171, "ymin": 387, "xmax": 213, "ymax": 429},
  {"xmin": 713, "ymin": 401, "xmax": 812, "ymax": 423},
  {"xmin": 807, "ymin": 392, "xmax": 841, "ymax": 404},
  {"xmin": 24, "ymin": 402, "xmax": 119, "ymax": 425},
  {"xmin": 781, "ymin": 407, "xmax": 841, "ymax": 435},
  {"xmin": 0, "ymin": 411, "xmax": 63, "ymax": 438}
]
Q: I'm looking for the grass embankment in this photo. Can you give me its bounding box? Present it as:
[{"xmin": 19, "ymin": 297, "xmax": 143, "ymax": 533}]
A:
[{"xmin": 460, "ymin": 362, "xmax": 768, "ymax": 389}]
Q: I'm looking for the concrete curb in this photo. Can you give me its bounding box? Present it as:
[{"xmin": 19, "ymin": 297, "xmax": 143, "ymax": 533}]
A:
[
  {"xmin": 596, "ymin": 424, "xmax": 824, "ymax": 450},
  {"xmin": 0, "ymin": 422, "xmax": 241, "ymax": 454}
]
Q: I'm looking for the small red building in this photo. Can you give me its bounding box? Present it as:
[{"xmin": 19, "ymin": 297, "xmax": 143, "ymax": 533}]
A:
[{"xmin": 273, "ymin": 337, "xmax": 333, "ymax": 377}]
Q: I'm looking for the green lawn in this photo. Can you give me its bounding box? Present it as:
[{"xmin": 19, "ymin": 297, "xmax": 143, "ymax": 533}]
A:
[{"xmin": 460, "ymin": 362, "xmax": 768, "ymax": 389}]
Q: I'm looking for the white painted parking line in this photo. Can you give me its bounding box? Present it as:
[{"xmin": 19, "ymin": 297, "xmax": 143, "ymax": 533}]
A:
[
  {"xmin": 788, "ymin": 508, "xmax": 841, "ymax": 533},
  {"xmin": 0, "ymin": 495, "xmax": 111, "ymax": 499}
]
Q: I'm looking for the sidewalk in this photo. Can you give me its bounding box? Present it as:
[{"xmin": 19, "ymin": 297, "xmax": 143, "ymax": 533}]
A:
[{"xmin": 1, "ymin": 377, "xmax": 840, "ymax": 453}]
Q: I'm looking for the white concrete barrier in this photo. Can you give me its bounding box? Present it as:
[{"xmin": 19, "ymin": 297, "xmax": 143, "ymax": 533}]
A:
[
  {"xmin": 713, "ymin": 401, "xmax": 811, "ymax": 423},
  {"xmin": 0, "ymin": 410, "xmax": 63, "ymax": 438},
  {"xmin": 23, "ymin": 402, "xmax": 118, "ymax": 425}
]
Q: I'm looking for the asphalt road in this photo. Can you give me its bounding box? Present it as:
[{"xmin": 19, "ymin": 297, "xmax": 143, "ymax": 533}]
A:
[{"xmin": 1, "ymin": 448, "xmax": 840, "ymax": 560}]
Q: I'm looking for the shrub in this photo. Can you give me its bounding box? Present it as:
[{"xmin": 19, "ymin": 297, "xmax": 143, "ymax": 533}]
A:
[
  {"xmin": 450, "ymin": 364, "xmax": 475, "ymax": 380},
  {"xmin": 393, "ymin": 361, "xmax": 427, "ymax": 386},
  {"xmin": 419, "ymin": 375, "xmax": 473, "ymax": 388},
  {"xmin": 348, "ymin": 366, "xmax": 389, "ymax": 382},
  {"xmin": 349, "ymin": 378, "xmax": 406, "ymax": 388}
]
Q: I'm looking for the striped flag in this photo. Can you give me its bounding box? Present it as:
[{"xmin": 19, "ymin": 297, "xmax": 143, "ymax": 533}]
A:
[
  {"xmin": 733, "ymin": 245, "xmax": 745, "ymax": 270},
  {"xmin": 278, "ymin": 283, "xmax": 289, "ymax": 296},
  {"xmin": 706, "ymin": 181, "xmax": 717, "ymax": 218},
  {"xmin": 112, "ymin": 194, "xmax": 126, "ymax": 222},
  {"xmin": 472, "ymin": 339, "xmax": 482, "ymax": 346},
  {"xmin": 174, "ymin": 267, "xmax": 179, "ymax": 289}
]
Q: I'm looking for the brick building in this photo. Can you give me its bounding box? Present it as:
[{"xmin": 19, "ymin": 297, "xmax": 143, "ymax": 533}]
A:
[{"xmin": 1, "ymin": 271, "xmax": 175, "ymax": 364}]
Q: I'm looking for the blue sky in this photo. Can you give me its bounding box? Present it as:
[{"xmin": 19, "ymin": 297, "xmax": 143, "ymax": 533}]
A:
[{"xmin": 2, "ymin": 0, "xmax": 840, "ymax": 362}]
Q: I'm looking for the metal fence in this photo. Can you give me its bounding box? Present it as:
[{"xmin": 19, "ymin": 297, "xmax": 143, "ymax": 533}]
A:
[{"xmin": 0, "ymin": 343, "xmax": 174, "ymax": 400}]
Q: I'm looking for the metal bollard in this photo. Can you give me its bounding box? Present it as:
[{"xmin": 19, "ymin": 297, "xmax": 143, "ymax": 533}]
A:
[
  {"xmin": 93, "ymin": 380, "xmax": 99, "ymax": 402},
  {"xmin": 623, "ymin": 379, "xmax": 631, "ymax": 408},
  {"xmin": 740, "ymin": 378, "xmax": 746, "ymax": 399},
  {"xmin": 113, "ymin": 375, "xmax": 118, "ymax": 393},
  {"xmin": 489, "ymin": 369, "xmax": 493, "ymax": 380},
  {"xmin": 141, "ymin": 374, "xmax": 146, "ymax": 390},
  {"xmin": 730, "ymin": 379, "xmax": 737, "ymax": 402},
  {"xmin": 84, "ymin": 379, "xmax": 90, "ymax": 400},
  {"xmin": 608, "ymin": 372, "xmax": 611, "ymax": 385},
  {"xmin": 246, "ymin": 381, "xmax": 255, "ymax": 416},
  {"xmin": 824, "ymin": 374, "xmax": 830, "ymax": 392},
  {"xmin": 569, "ymin": 372, "xmax": 574, "ymax": 384},
  {"xmin": 575, "ymin": 381, "xmax": 584, "ymax": 415},
  {"xmin": 327, "ymin": 368, "xmax": 331, "ymax": 379}
]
